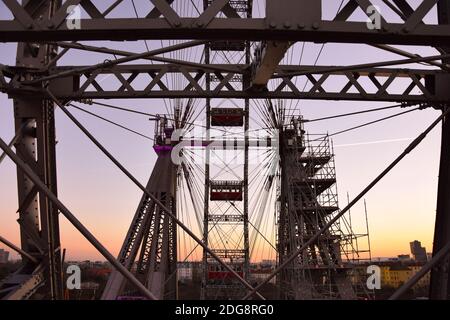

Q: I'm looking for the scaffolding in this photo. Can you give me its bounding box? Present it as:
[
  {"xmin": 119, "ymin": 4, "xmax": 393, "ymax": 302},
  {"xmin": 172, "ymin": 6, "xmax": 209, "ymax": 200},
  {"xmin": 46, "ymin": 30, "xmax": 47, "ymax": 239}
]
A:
[{"xmin": 277, "ymin": 117, "xmax": 372, "ymax": 299}]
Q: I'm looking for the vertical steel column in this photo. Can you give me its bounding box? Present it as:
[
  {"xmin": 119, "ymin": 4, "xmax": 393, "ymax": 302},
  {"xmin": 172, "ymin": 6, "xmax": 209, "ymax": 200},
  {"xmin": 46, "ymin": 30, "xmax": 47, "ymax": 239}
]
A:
[
  {"xmin": 242, "ymin": 4, "xmax": 252, "ymax": 281},
  {"xmin": 10, "ymin": 0, "xmax": 63, "ymax": 300},
  {"xmin": 430, "ymin": 0, "xmax": 450, "ymax": 300},
  {"xmin": 242, "ymin": 86, "xmax": 250, "ymax": 280},
  {"xmin": 200, "ymin": 0, "xmax": 211, "ymax": 297},
  {"xmin": 430, "ymin": 110, "xmax": 450, "ymax": 300}
]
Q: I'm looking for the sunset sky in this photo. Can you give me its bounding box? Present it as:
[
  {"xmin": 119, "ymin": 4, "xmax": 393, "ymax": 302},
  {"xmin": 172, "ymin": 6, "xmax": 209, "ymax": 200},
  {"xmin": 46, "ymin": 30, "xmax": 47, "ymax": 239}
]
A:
[{"xmin": 0, "ymin": 0, "xmax": 443, "ymax": 262}]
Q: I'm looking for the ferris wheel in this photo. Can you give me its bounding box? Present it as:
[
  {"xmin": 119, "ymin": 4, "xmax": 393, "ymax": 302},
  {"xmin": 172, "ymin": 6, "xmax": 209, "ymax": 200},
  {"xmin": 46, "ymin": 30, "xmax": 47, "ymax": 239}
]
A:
[{"xmin": 92, "ymin": 0, "xmax": 370, "ymax": 301}]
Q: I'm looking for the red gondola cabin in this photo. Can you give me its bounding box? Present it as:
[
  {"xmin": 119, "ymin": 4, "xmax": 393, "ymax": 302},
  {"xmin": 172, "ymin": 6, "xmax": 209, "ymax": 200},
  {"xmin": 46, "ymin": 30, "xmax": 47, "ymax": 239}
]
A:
[
  {"xmin": 207, "ymin": 264, "xmax": 244, "ymax": 280},
  {"xmin": 210, "ymin": 181, "xmax": 243, "ymax": 201},
  {"xmin": 211, "ymin": 108, "xmax": 244, "ymax": 127}
]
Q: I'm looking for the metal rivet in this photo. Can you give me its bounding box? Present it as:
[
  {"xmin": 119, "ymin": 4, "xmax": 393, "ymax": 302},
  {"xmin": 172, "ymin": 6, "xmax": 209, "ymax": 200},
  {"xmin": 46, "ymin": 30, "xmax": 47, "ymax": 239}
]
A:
[
  {"xmin": 269, "ymin": 21, "xmax": 277, "ymax": 28},
  {"xmin": 284, "ymin": 21, "xmax": 291, "ymax": 29},
  {"xmin": 312, "ymin": 22, "xmax": 320, "ymax": 30}
]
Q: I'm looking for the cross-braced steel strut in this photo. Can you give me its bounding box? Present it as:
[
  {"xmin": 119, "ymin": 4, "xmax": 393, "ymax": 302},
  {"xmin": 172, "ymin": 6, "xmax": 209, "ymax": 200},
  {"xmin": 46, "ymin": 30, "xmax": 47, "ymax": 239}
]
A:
[{"xmin": 4, "ymin": 52, "xmax": 449, "ymax": 103}]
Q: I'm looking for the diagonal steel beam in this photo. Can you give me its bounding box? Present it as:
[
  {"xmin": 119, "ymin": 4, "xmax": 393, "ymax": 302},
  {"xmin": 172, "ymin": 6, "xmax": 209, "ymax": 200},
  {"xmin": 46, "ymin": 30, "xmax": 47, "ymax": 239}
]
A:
[
  {"xmin": 45, "ymin": 90, "xmax": 266, "ymax": 300},
  {"xmin": 0, "ymin": 119, "xmax": 30, "ymax": 166},
  {"xmin": 370, "ymin": 44, "xmax": 450, "ymax": 71},
  {"xmin": 0, "ymin": 135, "xmax": 158, "ymax": 300},
  {"xmin": 196, "ymin": 0, "xmax": 230, "ymax": 27},
  {"xmin": 0, "ymin": 234, "xmax": 38, "ymax": 264},
  {"xmin": 147, "ymin": 0, "xmax": 175, "ymax": 18},
  {"xmin": 151, "ymin": 0, "xmax": 181, "ymax": 27},
  {"xmin": 402, "ymin": 0, "xmax": 439, "ymax": 32},
  {"xmin": 275, "ymin": 53, "xmax": 450, "ymax": 78},
  {"xmin": 51, "ymin": 41, "xmax": 243, "ymax": 74},
  {"xmin": 0, "ymin": 138, "xmax": 157, "ymax": 300},
  {"xmin": 242, "ymin": 108, "xmax": 449, "ymax": 300},
  {"xmin": 23, "ymin": 40, "xmax": 207, "ymax": 85},
  {"xmin": 251, "ymin": 41, "xmax": 291, "ymax": 89}
]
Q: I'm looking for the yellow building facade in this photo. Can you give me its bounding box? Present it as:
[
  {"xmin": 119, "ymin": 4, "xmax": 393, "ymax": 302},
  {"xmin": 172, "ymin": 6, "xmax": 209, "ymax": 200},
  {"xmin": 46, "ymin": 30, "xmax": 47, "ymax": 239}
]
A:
[{"xmin": 380, "ymin": 265, "xmax": 430, "ymax": 288}]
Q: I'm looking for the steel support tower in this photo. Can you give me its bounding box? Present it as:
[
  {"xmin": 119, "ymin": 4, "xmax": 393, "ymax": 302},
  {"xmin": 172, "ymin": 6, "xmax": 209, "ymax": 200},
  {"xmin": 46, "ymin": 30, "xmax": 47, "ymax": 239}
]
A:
[
  {"xmin": 101, "ymin": 118, "xmax": 178, "ymax": 300},
  {"xmin": 0, "ymin": 0, "xmax": 63, "ymax": 300}
]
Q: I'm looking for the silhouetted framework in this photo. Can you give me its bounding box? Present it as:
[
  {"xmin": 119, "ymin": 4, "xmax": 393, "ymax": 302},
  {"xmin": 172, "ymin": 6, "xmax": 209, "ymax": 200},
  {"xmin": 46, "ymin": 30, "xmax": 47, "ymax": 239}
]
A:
[
  {"xmin": 102, "ymin": 149, "xmax": 177, "ymax": 300},
  {"xmin": 0, "ymin": 0, "xmax": 63, "ymax": 300},
  {"xmin": 0, "ymin": 0, "xmax": 449, "ymax": 301},
  {"xmin": 278, "ymin": 119, "xmax": 356, "ymax": 299}
]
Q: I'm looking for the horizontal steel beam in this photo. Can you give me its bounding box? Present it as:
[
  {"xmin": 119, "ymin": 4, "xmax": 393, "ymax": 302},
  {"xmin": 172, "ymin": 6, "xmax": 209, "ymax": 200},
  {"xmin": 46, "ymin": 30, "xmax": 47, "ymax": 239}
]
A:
[
  {"xmin": 4, "ymin": 64, "xmax": 448, "ymax": 103},
  {"xmin": 178, "ymin": 138, "xmax": 276, "ymax": 149},
  {"xmin": 0, "ymin": 18, "xmax": 450, "ymax": 45},
  {"xmin": 0, "ymin": 0, "xmax": 449, "ymax": 44}
]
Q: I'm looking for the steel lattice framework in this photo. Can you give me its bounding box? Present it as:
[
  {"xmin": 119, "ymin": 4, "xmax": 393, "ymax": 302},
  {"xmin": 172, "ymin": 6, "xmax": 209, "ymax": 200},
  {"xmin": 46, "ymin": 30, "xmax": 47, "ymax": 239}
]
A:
[{"xmin": 0, "ymin": 0, "xmax": 449, "ymax": 301}]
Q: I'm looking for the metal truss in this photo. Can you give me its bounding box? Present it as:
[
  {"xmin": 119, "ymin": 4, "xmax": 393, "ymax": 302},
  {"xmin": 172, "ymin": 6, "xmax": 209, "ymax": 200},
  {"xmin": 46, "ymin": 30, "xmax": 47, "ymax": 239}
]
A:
[
  {"xmin": 102, "ymin": 153, "xmax": 177, "ymax": 300},
  {"xmin": 0, "ymin": 0, "xmax": 63, "ymax": 300},
  {"xmin": 0, "ymin": 0, "xmax": 450, "ymax": 45},
  {"xmin": 2, "ymin": 64, "xmax": 448, "ymax": 102}
]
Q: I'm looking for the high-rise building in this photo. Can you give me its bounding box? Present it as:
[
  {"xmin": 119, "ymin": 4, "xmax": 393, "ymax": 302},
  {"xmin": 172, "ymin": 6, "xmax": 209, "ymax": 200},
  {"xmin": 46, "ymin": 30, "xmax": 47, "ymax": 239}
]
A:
[
  {"xmin": 0, "ymin": 249, "xmax": 9, "ymax": 264},
  {"xmin": 410, "ymin": 240, "xmax": 427, "ymax": 263}
]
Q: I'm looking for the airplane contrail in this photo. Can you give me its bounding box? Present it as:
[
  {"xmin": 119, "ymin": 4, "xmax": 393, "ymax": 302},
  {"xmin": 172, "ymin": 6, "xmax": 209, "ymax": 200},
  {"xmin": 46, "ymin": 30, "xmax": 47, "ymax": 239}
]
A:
[{"xmin": 334, "ymin": 137, "xmax": 413, "ymax": 148}]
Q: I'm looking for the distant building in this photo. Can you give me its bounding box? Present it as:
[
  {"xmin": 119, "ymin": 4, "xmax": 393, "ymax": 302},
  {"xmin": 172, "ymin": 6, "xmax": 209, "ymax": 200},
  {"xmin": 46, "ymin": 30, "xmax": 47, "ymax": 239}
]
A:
[
  {"xmin": 0, "ymin": 249, "xmax": 9, "ymax": 264},
  {"xmin": 397, "ymin": 254, "xmax": 411, "ymax": 262},
  {"xmin": 260, "ymin": 260, "xmax": 276, "ymax": 268},
  {"xmin": 379, "ymin": 264, "xmax": 430, "ymax": 289},
  {"xmin": 410, "ymin": 240, "xmax": 427, "ymax": 263}
]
